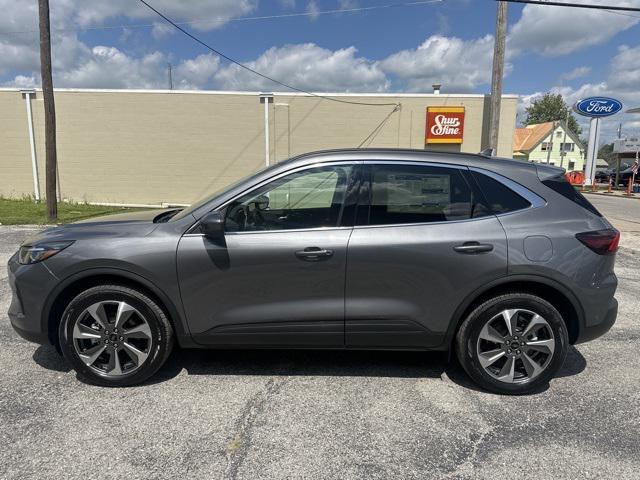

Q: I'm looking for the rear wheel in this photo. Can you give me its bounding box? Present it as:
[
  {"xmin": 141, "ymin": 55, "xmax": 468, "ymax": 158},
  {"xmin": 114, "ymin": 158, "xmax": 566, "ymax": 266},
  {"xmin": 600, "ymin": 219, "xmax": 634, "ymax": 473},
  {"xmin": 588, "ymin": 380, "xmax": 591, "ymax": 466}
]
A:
[
  {"xmin": 59, "ymin": 285, "xmax": 174, "ymax": 387},
  {"xmin": 455, "ymin": 293, "xmax": 569, "ymax": 394}
]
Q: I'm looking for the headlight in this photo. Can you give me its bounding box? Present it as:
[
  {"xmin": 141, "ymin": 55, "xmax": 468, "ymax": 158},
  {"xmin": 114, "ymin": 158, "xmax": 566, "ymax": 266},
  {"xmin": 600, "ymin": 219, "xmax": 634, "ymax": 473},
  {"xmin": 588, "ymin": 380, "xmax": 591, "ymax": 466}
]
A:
[{"xmin": 18, "ymin": 241, "xmax": 74, "ymax": 265}]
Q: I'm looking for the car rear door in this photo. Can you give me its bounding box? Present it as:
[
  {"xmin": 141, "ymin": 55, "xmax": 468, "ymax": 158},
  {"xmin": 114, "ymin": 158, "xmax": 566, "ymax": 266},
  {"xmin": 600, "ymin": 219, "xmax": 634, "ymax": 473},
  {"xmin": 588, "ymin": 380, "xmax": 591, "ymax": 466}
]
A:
[
  {"xmin": 177, "ymin": 162, "xmax": 360, "ymax": 347},
  {"xmin": 345, "ymin": 161, "xmax": 508, "ymax": 348}
]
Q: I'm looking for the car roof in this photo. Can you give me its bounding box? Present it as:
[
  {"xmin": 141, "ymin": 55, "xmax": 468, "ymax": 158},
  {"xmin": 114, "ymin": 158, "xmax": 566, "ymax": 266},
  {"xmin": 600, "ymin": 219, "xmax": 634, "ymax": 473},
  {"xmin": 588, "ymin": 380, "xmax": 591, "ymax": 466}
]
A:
[{"xmin": 281, "ymin": 148, "xmax": 538, "ymax": 175}]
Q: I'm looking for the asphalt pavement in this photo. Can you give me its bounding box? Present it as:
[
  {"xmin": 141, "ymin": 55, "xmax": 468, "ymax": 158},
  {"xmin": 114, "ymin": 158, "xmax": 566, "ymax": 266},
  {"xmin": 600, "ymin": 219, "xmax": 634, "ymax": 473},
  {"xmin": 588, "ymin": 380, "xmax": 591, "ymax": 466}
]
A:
[{"xmin": 1, "ymin": 195, "xmax": 639, "ymax": 479}]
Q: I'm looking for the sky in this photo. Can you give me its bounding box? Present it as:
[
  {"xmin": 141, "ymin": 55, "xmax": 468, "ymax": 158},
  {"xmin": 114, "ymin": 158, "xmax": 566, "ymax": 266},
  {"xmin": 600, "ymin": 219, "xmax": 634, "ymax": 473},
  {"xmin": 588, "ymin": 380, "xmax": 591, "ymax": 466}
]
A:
[{"xmin": 1, "ymin": 0, "xmax": 640, "ymax": 141}]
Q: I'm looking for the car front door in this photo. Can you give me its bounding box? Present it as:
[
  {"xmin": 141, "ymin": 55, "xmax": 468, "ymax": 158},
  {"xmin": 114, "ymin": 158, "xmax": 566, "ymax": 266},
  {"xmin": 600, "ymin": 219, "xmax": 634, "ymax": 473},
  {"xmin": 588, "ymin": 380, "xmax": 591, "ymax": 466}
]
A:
[
  {"xmin": 345, "ymin": 162, "xmax": 509, "ymax": 348},
  {"xmin": 177, "ymin": 163, "xmax": 359, "ymax": 347}
]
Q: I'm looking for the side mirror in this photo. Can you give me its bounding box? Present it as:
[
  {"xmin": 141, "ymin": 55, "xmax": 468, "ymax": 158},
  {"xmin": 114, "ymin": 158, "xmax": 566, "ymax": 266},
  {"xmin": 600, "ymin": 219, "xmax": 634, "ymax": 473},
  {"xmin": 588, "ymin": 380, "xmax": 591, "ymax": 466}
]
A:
[{"xmin": 200, "ymin": 211, "xmax": 225, "ymax": 240}]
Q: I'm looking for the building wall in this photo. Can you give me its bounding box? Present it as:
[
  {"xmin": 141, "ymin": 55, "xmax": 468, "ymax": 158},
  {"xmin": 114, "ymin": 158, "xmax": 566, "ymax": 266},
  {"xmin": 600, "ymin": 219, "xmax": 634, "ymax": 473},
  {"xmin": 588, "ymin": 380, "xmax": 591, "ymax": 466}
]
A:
[
  {"xmin": 0, "ymin": 88, "xmax": 518, "ymax": 206},
  {"xmin": 526, "ymin": 125, "xmax": 585, "ymax": 171}
]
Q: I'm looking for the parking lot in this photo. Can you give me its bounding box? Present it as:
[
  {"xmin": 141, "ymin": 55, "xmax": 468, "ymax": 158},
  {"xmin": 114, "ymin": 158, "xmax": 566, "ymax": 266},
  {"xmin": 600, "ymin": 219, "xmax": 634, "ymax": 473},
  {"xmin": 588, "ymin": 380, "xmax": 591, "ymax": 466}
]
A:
[{"xmin": 1, "ymin": 195, "xmax": 639, "ymax": 480}]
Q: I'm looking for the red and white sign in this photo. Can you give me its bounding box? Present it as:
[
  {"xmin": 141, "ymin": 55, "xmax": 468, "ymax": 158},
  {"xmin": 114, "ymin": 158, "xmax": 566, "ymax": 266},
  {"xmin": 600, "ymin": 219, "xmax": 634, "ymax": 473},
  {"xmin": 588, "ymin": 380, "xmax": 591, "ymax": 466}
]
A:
[{"xmin": 426, "ymin": 107, "xmax": 465, "ymax": 144}]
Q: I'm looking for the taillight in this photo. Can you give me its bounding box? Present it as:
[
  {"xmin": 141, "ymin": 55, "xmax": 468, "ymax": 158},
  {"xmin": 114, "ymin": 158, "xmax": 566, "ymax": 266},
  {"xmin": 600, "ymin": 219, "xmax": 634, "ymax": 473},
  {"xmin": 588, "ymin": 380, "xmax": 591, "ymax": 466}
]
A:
[{"xmin": 575, "ymin": 229, "xmax": 620, "ymax": 255}]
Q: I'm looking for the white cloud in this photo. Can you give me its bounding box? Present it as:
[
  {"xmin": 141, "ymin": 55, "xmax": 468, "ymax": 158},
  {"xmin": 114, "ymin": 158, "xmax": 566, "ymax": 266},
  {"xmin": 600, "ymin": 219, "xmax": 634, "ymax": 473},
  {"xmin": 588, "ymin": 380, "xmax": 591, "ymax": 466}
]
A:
[
  {"xmin": 55, "ymin": 46, "xmax": 168, "ymax": 89},
  {"xmin": 2, "ymin": 74, "xmax": 37, "ymax": 88},
  {"xmin": 214, "ymin": 43, "xmax": 389, "ymax": 92},
  {"xmin": 60, "ymin": 0, "xmax": 258, "ymax": 32},
  {"xmin": 380, "ymin": 35, "xmax": 507, "ymax": 93},
  {"xmin": 306, "ymin": 1, "xmax": 320, "ymax": 21},
  {"xmin": 175, "ymin": 54, "xmax": 220, "ymax": 89},
  {"xmin": 509, "ymin": 1, "xmax": 639, "ymax": 56},
  {"xmin": 559, "ymin": 66, "xmax": 591, "ymax": 83}
]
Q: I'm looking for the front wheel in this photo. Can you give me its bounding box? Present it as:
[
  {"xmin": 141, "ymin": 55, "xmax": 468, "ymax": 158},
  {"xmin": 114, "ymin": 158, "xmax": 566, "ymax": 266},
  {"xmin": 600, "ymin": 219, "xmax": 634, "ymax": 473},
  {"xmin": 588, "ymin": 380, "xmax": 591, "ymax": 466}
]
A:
[
  {"xmin": 59, "ymin": 285, "xmax": 174, "ymax": 387},
  {"xmin": 455, "ymin": 293, "xmax": 569, "ymax": 395}
]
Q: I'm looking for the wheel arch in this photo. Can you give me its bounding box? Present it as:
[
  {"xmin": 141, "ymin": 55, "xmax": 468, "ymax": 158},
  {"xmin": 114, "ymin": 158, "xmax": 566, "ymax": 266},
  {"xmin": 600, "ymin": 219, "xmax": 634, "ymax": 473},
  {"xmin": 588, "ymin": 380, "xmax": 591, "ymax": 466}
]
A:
[
  {"xmin": 43, "ymin": 268, "xmax": 191, "ymax": 348},
  {"xmin": 446, "ymin": 275, "xmax": 584, "ymax": 351}
]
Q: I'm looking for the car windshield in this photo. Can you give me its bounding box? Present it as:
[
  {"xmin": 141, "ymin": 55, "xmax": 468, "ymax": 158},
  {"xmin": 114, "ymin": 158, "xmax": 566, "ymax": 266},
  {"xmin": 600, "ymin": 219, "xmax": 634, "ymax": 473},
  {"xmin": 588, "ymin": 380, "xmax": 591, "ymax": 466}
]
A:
[{"xmin": 171, "ymin": 163, "xmax": 281, "ymax": 221}]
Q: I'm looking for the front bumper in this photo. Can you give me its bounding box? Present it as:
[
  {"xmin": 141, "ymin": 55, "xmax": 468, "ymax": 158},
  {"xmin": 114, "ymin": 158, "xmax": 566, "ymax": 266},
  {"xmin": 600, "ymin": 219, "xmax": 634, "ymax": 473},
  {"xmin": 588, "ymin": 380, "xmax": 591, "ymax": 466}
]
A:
[
  {"xmin": 575, "ymin": 297, "xmax": 618, "ymax": 344},
  {"xmin": 7, "ymin": 253, "xmax": 58, "ymax": 345}
]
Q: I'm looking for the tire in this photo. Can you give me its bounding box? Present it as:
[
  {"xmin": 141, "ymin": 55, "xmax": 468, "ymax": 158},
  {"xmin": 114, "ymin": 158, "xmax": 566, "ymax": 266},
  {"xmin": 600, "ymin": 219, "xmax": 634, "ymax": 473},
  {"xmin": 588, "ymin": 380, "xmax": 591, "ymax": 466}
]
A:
[
  {"xmin": 455, "ymin": 293, "xmax": 568, "ymax": 395},
  {"xmin": 59, "ymin": 284, "xmax": 174, "ymax": 387}
]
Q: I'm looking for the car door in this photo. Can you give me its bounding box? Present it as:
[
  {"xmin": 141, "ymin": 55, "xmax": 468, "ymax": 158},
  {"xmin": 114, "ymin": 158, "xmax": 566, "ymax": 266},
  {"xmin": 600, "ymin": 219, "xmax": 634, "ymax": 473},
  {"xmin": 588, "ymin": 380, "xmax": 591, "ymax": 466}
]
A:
[
  {"xmin": 345, "ymin": 161, "xmax": 508, "ymax": 348},
  {"xmin": 177, "ymin": 162, "xmax": 360, "ymax": 346}
]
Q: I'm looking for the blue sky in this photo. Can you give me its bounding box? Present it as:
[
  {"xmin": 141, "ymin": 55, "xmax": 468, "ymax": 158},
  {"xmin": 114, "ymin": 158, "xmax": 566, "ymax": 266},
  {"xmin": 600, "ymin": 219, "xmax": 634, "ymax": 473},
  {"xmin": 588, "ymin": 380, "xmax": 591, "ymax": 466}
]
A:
[{"xmin": 1, "ymin": 0, "xmax": 640, "ymax": 136}]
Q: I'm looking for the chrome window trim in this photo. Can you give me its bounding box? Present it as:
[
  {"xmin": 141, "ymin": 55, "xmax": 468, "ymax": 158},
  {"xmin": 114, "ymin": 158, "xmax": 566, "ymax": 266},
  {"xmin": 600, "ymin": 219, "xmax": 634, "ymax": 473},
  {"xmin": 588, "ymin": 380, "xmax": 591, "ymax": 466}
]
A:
[
  {"xmin": 469, "ymin": 166, "xmax": 547, "ymax": 211},
  {"xmin": 352, "ymin": 215, "xmax": 496, "ymax": 230},
  {"xmin": 184, "ymin": 226, "xmax": 353, "ymax": 237}
]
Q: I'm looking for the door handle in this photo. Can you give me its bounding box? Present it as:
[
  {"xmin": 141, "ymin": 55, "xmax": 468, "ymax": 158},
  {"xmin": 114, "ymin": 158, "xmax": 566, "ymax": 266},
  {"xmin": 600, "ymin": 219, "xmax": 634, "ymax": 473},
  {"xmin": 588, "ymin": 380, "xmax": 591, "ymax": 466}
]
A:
[
  {"xmin": 453, "ymin": 242, "xmax": 494, "ymax": 254},
  {"xmin": 295, "ymin": 247, "xmax": 334, "ymax": 261}
]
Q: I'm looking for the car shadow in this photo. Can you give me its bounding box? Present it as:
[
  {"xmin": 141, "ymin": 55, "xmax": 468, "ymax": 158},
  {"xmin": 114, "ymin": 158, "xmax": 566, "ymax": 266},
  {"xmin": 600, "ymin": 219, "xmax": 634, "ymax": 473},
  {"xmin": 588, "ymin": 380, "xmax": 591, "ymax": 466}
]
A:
[
  {"xmin": 151, "ymin": 348, "xmax": 449, "ymax": 384},
  {"xmin": 32, "ymin": 343, "xmax": 588, "ymax": 393},
  {"xmin": 32, "ymin": 345, "xmax": 72, "ymax": 373},
  {"xmin": 444, "ymin": 345, "xmax": 588, "ymax": 395}
]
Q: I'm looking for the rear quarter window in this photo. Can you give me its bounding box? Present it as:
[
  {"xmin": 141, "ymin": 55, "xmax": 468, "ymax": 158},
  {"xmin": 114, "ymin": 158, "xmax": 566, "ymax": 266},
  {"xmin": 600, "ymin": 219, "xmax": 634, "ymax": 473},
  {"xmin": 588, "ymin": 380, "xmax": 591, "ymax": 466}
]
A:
[
  {"xmin": 471, "ymin": 171, "xmax": 531, "ymax": 215},
  {"xmin": 541, "ymin": 175, "xmax": 602, "ymax": 217}
]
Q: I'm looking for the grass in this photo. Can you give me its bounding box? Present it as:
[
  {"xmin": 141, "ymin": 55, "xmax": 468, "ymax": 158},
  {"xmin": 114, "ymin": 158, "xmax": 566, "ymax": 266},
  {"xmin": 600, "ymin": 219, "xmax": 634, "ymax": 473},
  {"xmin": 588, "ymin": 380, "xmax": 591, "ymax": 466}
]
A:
[{"xmin": 0, "ymin": 198, "xmax": 146, "ymax": 225}]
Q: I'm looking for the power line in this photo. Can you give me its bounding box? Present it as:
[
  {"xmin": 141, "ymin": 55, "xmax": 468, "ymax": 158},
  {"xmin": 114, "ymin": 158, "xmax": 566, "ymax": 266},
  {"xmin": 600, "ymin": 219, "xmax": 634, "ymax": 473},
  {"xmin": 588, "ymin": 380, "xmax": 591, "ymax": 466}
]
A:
[
  {"xmin": 136, "ymin": 0, "xmax": 401, "ymax": 107},
  {"xmin": 358, "ymin": 105, "xmax": 402, "ymax": 147},
  {"xmin": 603, "ymin": 9, "xmax": 640, "ymax": 20},
  {"xmin": 1, "ymin": 0, "xmax": 444, "ymax": 35},
  {"xmin": 497, "ymin": 0, "xmax": 640, "ymax": 12}
]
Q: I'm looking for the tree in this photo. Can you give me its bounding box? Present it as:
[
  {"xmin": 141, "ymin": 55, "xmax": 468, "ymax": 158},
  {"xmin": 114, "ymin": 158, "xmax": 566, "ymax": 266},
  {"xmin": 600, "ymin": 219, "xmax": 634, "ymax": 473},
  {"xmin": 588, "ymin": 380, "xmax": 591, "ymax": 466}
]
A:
[
  {"xmin": 598, "ymin": 143, "xmax": 617, "ymax": 166},
  {"xmin": 524, "ymin": 93, "xmax": 582, "ymax": 136}
]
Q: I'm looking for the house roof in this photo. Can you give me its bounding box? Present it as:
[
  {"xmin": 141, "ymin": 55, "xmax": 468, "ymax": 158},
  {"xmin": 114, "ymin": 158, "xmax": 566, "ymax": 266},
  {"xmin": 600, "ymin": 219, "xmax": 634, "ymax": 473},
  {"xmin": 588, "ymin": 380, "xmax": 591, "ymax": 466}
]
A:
[
  {"xmin": 513, "ymin": 122, "xmax": 555, "ymax": 153},
  {"xmin": 513, "ymin": 121, "xmax": 585, "ymax": 154}
]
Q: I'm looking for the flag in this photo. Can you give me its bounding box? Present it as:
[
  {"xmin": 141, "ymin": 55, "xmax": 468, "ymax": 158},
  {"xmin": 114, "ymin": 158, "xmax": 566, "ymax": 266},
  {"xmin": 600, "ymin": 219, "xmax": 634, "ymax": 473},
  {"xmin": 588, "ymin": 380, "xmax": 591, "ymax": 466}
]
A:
[{"xmin": 632, "ymin": 161, "xmax": 639, "ymax": 175}]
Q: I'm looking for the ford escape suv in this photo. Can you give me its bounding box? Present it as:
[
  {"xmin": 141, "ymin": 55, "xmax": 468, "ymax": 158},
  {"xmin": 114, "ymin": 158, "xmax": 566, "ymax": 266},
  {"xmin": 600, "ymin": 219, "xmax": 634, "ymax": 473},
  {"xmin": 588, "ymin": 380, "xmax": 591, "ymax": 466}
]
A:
[{"xmin": 8, "ymin": 149, "xmax": 619, "ymax": 394}]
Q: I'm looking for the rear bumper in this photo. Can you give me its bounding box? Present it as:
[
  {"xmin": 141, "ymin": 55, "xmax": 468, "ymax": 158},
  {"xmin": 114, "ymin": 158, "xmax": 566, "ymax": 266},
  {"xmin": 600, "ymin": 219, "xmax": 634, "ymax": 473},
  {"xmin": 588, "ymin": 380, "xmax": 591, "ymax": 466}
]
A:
[{"xmin": 575, "ymin": 297, "xmax": 618, "ymax": 344}]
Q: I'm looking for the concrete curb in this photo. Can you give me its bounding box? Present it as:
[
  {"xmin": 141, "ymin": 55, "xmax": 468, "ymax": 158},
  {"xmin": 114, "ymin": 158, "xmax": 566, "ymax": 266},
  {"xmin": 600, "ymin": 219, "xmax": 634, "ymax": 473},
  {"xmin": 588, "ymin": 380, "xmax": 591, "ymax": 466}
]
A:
[{"xmin": 583, "ymin": 191, "xmax": 640, "ymax": 200}]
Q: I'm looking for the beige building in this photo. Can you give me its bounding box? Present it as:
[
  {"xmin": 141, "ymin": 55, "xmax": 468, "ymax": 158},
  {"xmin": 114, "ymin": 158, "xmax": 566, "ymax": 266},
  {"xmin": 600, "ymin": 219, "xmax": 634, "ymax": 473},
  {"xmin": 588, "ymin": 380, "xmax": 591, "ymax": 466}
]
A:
[{"xmin": 0, "ymin": 88, "xmax": 518, "ymax": 206}]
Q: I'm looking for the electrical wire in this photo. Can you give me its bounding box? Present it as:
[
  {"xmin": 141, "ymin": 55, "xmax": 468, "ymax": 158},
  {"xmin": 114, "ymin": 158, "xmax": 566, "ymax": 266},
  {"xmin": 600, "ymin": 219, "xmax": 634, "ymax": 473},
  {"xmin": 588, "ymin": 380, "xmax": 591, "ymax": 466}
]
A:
[
  {"xmin": 358, "ymin": 105, "xmax": 402, "ymax": 147},
  {"xmin": 496, "ymin": 0, "xmax": 640, "ymax": 12},
  {"xmin": 136, "ymin": 0, "xmax": 401, "ymax": 107},
  {"xmin": 1, "ymin": 1, "xmax": 444, "ymax": 35}
]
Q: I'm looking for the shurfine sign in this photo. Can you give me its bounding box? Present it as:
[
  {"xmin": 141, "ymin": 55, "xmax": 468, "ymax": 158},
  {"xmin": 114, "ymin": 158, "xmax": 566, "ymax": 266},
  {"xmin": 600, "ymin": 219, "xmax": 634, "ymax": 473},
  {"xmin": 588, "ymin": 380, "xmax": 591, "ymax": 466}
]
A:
[{"xmin": 426, "ymin": 107, "xmax": 465, "ymax": 144}]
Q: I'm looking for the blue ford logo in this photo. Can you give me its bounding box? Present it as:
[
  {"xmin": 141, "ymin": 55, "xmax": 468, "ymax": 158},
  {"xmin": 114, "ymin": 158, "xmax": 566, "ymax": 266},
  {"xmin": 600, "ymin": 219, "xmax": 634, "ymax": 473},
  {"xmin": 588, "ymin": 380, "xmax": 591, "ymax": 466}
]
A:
[{"xmin": 574, "ymin": 97, "xmax": 622, "ymax": 117}]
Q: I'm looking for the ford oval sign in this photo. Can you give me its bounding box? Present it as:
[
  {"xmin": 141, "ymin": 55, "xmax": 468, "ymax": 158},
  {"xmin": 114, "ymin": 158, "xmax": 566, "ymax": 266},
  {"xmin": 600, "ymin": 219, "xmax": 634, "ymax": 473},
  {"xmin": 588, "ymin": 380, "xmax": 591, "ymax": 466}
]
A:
[{"xmin": 574, "ymin": 97, "xmax": 623, "ymax": 118}]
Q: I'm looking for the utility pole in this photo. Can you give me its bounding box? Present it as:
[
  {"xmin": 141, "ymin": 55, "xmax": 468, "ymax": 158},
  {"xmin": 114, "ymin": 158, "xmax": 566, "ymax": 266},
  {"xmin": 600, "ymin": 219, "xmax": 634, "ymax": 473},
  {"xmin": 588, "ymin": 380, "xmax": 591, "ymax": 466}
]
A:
[
  {"xmin": 489, "ymin": 1, "xmax": 508, "ymax": 155},
  {"xmin": 168, "ymin": 63, "xmax": 173, "ymax": 90},
  {"xmin": 38, "ymin": 0, "xmax": 57, "ymax": 220},
  {"xmin": 560, "ymin": 118, "xmax": 568, "ymax": 168},
  {"xmin": 615, "ymin": 122, "xmax": 622, "ymax": 189}
]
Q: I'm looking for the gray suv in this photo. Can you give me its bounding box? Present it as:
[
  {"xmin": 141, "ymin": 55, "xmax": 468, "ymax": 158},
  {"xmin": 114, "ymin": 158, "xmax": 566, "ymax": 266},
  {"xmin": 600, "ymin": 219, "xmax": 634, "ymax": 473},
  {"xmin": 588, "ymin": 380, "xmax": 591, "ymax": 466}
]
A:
[{"xmin": 8, "ymin": 149, "xmax": 619, "ymax": 394}]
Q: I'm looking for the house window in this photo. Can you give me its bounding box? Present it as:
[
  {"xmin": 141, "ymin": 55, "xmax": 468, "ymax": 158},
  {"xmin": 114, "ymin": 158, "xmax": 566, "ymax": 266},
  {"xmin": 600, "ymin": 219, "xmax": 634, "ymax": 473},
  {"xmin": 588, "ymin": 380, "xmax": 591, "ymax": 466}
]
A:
[
  {"xmin": 556, "ymin": 131, "xmax": 563, "ymax": 138},
  {"xmin": 560, "ymin": 143, "xmax": 575, "ymax": 152},
  {"xmin": 541, "ymin": 142, "xmax": 553, "ymax": 151},
  {"xmin": 568, "ymin": 161, "xmax": 575, "ymax": 170}
]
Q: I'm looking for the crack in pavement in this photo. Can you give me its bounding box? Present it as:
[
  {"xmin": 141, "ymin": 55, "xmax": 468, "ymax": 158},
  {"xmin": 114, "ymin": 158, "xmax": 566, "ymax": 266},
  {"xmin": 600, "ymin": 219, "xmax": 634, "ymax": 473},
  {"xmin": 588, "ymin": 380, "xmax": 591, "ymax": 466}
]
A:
[{"xmin": 223, "ymin": 377, "xmax": 288, "ymax": 480}]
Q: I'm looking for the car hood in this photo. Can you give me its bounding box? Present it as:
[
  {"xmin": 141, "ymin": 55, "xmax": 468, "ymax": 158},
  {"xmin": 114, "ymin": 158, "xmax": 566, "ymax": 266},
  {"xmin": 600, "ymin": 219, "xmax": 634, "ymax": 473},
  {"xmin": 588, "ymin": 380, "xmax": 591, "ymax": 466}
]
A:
[{"xmin": 21, "ymin": 209, "xmax": 175, "ymax": 245}]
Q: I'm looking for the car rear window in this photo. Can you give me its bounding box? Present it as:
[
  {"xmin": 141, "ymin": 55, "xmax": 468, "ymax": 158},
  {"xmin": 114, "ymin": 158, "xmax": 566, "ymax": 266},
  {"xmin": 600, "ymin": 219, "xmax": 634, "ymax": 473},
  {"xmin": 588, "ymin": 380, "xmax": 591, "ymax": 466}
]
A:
[
  {"xmin": 471, "ymin": 171, "xmax": 531, "ymax": 214},
  {"xmin": 542, "ymin": 174, "xmax": 602, "ymax": 217}
]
